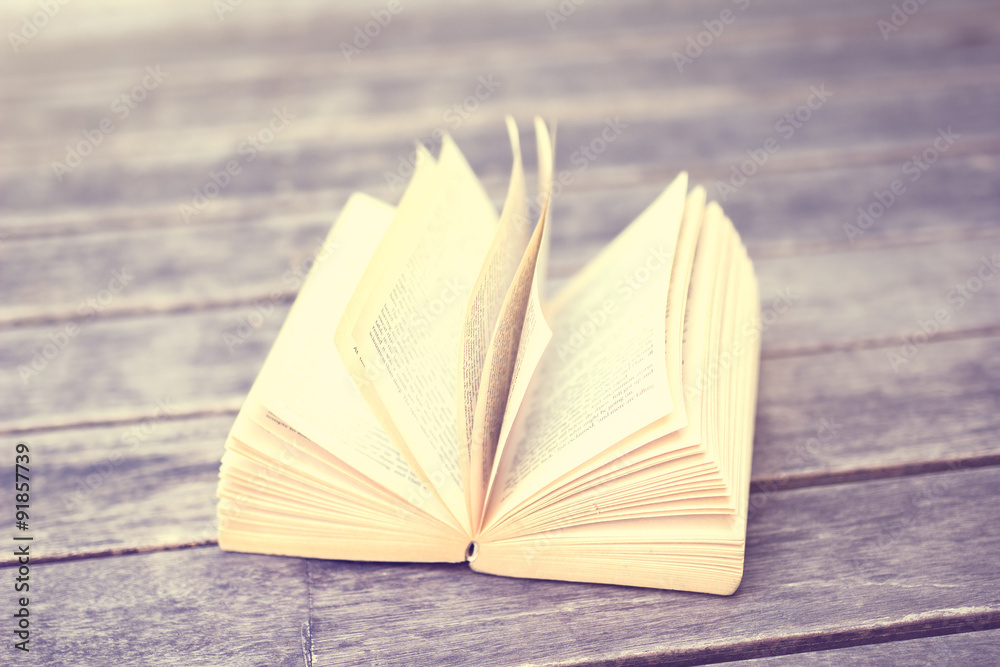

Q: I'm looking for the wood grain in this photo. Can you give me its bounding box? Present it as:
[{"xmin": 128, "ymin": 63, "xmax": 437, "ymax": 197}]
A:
[
  {"xmin": 3, "ymin": 77, "xmax": 998, "ymax": 215},
  {"xmin": 7, "ymin": 334, "xmax": 999, "ymax": 564},
  {"xmin": 3, "ymin": 236, "xmax": 1000, "ymax": 429},
  {"xmin": 3, "ymin": 0, "xmax": 1000, "ymax": 662},
  {"xmin": 3, "ymin": 0, "xmax": 993, "ymax": 80},
  {"xmin": 23, "ymin": 549, "xmax": 310, "ymax": 667},
  {"xmin": 10, "ymin": 466, "xmax": 998, "ymax": 666},
  {"xmin": 4, "ymin": 6, "xmax": 998, "ymax": 143},
  {"xmin": 306, "ymin": 467, "xmax": 1000, "ymax": 666},
  {"xmin": 4, "ymin": 148, "xmax": 1000, "ymax": 249},
  {"xmin": 3, "ymin": 0, "xmax": 998, "ymax": 215},
  {"xmin": 3, "ymin": 152, "xmax": 999, "ymax": 326},
  {"xmin": 739, "ymin": 628, "xmax": 1000, "ymax": 665}
]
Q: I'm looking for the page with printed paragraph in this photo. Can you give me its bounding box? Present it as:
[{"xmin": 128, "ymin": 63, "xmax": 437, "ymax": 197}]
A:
[
  {"xmin": 337, "ymin": 135, "xmax": 499, "ymax": 535},
  {"xmin": 483, "ymin": 173, "xmax": 689, "ymax": 529},
  {"xmin": 218, "ymin": 192, "xmax": 468, "ymax": 562},
  {"xmin": 250, "ymin": 194, "xmax": 440, "ymax": 518},
  {"xmin": 481, "ymin": 188, "xmax": 717, "ymax": 543},
  {"xmin": 480, "ymin": 117, "xmax": 555, "ymax": 530},
  {"xmin": 473, "ymin": 195, "xmax": 761, "ymax": 594},
  {"xmin": 457, "ymin": 117, "xmax": 534, "ymax": 531},
  {"xmin": 335, "ymin": 146, "xmax": 448, "ymax": 514}
]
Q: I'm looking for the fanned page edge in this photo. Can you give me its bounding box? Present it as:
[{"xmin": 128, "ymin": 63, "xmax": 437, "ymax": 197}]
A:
[
  {"xmin": 334, "ymin": 135, "xmax": 500, "ymax": 537},
  {"xmin": 457, "ymin": 115, "xmax": 533, "ymax": 533},
  {"xmin": 472, "ymin": 184, "xmax": 711, "ymax": 546},
  {"xmin": 470, "ymin": 183, "xmax": 761, "ymax": 595},
  {"xmin": 478, "ymin": 116, "xmax": 557, "ymax": 535},
  {"xmin": 480, "ymin": 172, "xmax": 689, "ymax": 531},
  {"xmin": 217, "ymin": 190, "xmax": 469, "ymax": 564},
  {"xmin": 218, "ymin": 120, "xmax": 761, "ymax": 591}
]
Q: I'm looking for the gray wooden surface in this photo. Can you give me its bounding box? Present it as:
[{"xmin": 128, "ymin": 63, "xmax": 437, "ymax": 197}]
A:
[{"xmin": 2, "ymin": 0, "xmax": 999, "ymax": 664}]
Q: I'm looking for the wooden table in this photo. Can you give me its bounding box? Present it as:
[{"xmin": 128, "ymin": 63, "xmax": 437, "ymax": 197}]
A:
[{"xmin": 2, "ymin": 0, "xmax": 999, "ymax": 664}]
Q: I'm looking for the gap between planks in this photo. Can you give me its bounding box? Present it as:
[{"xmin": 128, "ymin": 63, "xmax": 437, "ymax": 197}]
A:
[
  {"xmin": 3, "ymin": 131, "xmax": 998, "ymax": 243},
  {"xmin": 1, "ymin": 442, "xmax": 998, "ymax": 568},
  {"xmin": 5, "ymin": 225, "xmax": 1000, "ymax": 332},
  {"xmin": 561, "ymin": 609, "xmax": 1000, "ymax": 667},
  {"xmin": 3, "ymin": 299, "xmax": 1000, "ymax": 372},
  {"xmin": 0, "ymin": 508, "xmax": 998, "ymax": 666}
]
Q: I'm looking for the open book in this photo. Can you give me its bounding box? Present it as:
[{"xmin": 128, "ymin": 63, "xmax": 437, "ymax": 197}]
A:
[{"xmin": 217, "ymin": 118, "xmax": 761, "ymax": 595}]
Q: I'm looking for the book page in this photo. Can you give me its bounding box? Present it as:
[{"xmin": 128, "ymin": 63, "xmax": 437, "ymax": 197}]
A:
[
  {"xmin": 480, "ymin": 118, "xmax": 555, "ymax": 528},
  {"xmin": 337, "ymin": 135, "xmax": 499, "ymax": 535},
  {"xmin": 493, "ymin": 209, "xmax": 741, "ymax": 539},
  {"xmin": 219, "ymin": 421, "xmax": 467, "ymax": 562},
  {"xmin": 458, "ymin": 117, "xmax": 538, "ymax": 530},
  {"xmin": 477, "ymin": 190, "xmax": 711, "ymax": 540},
  {"xmin": 223, "ymin": 413, "xmax": 458, "ymax": 540},
  {"xmin": 473, "ymin": 211, "xmax": 762, "ymax": 594},
  {"xmin": 485, "ymin": 173, "xmax": 689, "ymax": 526},
  {"xmin": 249, "ymin": 193, "xmax": 451, "ymax": 522}
]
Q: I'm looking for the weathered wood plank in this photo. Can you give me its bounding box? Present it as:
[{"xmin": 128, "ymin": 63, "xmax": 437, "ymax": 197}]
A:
[
  {"xmin": 751, "ymin": 336, "xmax": 1000, "ymax": 489},
  {"xmin": 3, "ymin": 0, "xmax": 992, "ymax": 80},
  {"xmin": 4, "ymin": 3, "xmax": 998, "ymax": 142},
  {"xmin": 284, "ymin": 466, "xmax": 1000, "ymax": 665},
  {"xmin": 738, "ymin": 628, "xmax": 1000, "ymax": 665},
  {"xmin": 7, "ymin": 415, "xmax": 234, "ymax": 562},
  {"xmin": 9, "ymin": 334, "xmax": 999, "ymax": 563},
  {"xmin": 19, "ymin": 549, "xmax": 309, "ymax": 667},
  {"xmin": 576, "ymin": 152, "xmax": 1000, "ymax": 258},
  {"xmin": 3, "ymin": 235, "xmax": 999, "ymax": 427},
  {"xmin": 0, "ymin": 307, "xmax": 268, "ymax": 429},
  {"xmin": 9, "ymin": 467, "xmax": 1000, "ymax": 666},
  {"xmin": 3, "ymin": 151, "xmax": 998, "ymax": 326},
  {"xmin": 5, "ymin": 132, "xmax": 998, "ymax": 247},
  {"xmin": 750, "ymin": 237, "xmax": 1000, "ymax": 355},
  {"xmin": 3, "ymin": 71, "xmax": 998, "ymax": 213}
]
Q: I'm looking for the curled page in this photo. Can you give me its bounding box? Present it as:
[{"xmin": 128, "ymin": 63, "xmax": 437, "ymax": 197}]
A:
[
  {"xmin": 251, "ymin": 193, "xmax": 438, "ymax": 518},
  {"xmin": 485, "ymin": 173, "xmax": 689, "ymax": 527},
  {"xmin": 335, "ymin": 136, "xmax": 498, "ymax": 535},
  {"xmin": 480, "ymin": 118, "xmax": 556, "ymax": 528},
  {"xmin": 457, "ymin": 117, "xmax": 536, "ymax": 531}
]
